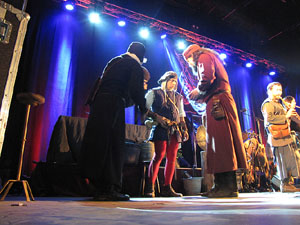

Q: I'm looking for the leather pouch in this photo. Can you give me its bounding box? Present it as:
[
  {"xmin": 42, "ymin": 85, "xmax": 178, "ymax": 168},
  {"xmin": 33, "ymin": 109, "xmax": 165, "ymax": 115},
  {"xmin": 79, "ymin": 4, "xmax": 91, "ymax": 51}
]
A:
[
  {"xmin": 268, "ymin": 123, "xmax": 290, "ymax": 139},
  {"xmin": 211, "ymin": 96, "xmax": 225, "ymax": 120}
]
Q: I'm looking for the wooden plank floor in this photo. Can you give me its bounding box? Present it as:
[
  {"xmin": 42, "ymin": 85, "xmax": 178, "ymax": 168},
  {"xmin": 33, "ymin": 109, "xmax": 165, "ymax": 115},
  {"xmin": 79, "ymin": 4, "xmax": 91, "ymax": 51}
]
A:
[{"xmin": 1, "ymin": 192, "xmax": 300, "ymax": 225}]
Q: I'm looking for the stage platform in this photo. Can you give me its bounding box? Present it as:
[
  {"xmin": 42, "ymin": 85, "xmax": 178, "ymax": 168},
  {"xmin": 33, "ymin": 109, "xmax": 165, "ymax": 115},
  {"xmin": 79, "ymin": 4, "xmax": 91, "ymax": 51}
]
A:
[{"xmin": 0, "ymin": 192, "xmax": 300, "ymax": 225}]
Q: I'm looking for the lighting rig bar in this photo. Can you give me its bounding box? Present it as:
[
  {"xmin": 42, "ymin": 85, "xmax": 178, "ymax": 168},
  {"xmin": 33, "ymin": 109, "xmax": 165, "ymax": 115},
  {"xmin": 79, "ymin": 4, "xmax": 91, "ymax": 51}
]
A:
[
  {"xmin": 61, "ymin": 0, "xmax": 285, "ymax": 73},
  {"xmin": 74, "ymin": 0, "xmax": 92, "ymax": 8}
]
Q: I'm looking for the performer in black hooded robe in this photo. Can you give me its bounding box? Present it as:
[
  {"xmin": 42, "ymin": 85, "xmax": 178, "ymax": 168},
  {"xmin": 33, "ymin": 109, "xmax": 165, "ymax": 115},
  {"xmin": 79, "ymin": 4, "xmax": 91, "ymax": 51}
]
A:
[{"xmin": 80, "ymin": 42, "xmax": 148, "ymax": 201}]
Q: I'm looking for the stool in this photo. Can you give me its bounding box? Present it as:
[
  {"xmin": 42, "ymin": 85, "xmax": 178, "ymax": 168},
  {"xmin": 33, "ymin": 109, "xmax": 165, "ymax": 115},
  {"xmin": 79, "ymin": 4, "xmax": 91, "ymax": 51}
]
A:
[
  {"xmin": 140, "ymin": 161, "xmax": 160, "ymax": 196},
  {"xmin": 0, "ymin": 92, "xmax": 45, "ymax": 201}
]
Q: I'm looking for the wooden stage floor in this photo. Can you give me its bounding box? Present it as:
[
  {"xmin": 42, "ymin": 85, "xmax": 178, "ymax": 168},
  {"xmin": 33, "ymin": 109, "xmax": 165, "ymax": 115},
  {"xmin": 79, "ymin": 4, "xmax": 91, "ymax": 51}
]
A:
[{"xmin": 1, "ymin": 192, "xmax": 300, "ymax": 225}]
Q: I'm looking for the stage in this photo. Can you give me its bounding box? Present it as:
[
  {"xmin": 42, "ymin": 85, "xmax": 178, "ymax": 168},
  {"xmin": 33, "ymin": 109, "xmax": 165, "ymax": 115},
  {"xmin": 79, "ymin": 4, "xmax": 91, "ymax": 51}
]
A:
[{"xmin": 1, "ymin": 192, "xmax": 300, "ymax": 225}]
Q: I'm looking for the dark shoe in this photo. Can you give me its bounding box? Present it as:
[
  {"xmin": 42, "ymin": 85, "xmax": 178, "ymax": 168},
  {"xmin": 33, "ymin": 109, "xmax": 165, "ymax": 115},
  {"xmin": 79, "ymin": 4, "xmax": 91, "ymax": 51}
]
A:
[
  {"xmin": 93, "ymin": 191, "xmax": 130, "ymax": 201},
  {"xmin": 160, "ymin": 184, "xmax": 183, "ymax": 197}
]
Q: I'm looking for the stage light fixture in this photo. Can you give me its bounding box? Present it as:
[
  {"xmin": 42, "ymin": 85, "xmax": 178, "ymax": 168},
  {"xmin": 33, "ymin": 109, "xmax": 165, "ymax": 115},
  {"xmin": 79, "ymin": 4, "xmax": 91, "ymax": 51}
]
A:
[
  {"xmin": 89, "ymin": 12, "xmax": 101, "ymax": 24},
  {"xmin": 117, "ymin": 20, "xmax": 126, "ymax": 27},
  {"xmin": 269, "ymin": 71, "xmax": 276, "ymax": 76},
  {"xmin": 139, "ymin": 27, "xmax": 150, "ymax": 39},
  {"xmin": 160, "ymin": 34, "xmax": 167, "ymax": 39},
  {"xmin": 219, "ymin": 53, "xmax": 227, "ymax": 60},
  {"xmin": 65, "ymin": 3, "xmax": 74, "ymax": 11},
  {"xmin": 176, "ymin": 40, "xmax": 186, "ymax": 50},
  {"xmin": 246, "ymin": 62, "xmax": 253, "ymax": 68}
]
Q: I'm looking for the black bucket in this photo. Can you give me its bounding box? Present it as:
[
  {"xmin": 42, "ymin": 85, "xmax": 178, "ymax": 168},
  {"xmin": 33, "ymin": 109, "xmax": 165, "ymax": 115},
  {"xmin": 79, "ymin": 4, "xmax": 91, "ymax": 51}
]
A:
[
  {"xmin": 124, "ymin": 142, "xmax": 141, "ymax": 165},
  {"xmin": 139, "ymin": 141, "xmax": 154, "ymax": 162}
]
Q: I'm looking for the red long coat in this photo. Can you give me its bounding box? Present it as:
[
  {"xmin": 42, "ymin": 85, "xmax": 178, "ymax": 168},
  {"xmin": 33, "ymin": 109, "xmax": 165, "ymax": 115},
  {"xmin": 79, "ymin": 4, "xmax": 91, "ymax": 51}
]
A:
[{"xmin": 196, "ymin": 51, "xmax": 247, "ymax": 174}]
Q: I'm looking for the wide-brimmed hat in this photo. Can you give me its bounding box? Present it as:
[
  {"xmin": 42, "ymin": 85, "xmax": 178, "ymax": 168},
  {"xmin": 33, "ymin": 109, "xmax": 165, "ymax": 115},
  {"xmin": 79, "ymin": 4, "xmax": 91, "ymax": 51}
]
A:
[
  {"xmin": 182, "ymin": 44, "xmax": 201, "ymax": 60},
  {"xmin": 157, "ymin": 71, "xmax": 178, "ymax": 85}
]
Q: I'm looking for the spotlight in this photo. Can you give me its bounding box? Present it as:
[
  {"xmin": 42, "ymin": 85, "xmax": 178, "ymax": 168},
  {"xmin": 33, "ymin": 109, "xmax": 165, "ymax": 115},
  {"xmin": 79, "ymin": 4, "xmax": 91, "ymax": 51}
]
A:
[
  {"xmin": 89, "ymin": 12, "xmax": 101, "ymax": 24},
  {"xmin": 245, "ymin": 62, "xmax": 252, "ymax": 68},
  {"xmin": 117, "ymin": 20, "xmax": 126, "ymax": 27},
  {"xmin": 219, "ymin": 53, "xmax": 227, "ymax": 60},
  {"xmin": 269, "ymin": 71, "xmax": 276, "ymax": 76},
  {"xmin": 160, "ymin": 34, "xmax": 167, "ymax": 39},
  {"xmin": 65, "ymin": 3, "xmax": 74, "ymax": 11},
  {"xmin": 139, "ymin": 27, "xmax": 150, "ymax": 39},
  {"xmin": 176, "ymin": 40, "xmax": 186, "ymax": 50}
]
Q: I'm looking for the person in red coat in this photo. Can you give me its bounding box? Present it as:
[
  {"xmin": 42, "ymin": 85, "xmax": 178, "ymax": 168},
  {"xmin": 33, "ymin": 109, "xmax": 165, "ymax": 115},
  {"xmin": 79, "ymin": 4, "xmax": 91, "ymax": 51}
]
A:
[{"xmin": 182, "ymin": 44, "xmax": 247, "ymax": 198}]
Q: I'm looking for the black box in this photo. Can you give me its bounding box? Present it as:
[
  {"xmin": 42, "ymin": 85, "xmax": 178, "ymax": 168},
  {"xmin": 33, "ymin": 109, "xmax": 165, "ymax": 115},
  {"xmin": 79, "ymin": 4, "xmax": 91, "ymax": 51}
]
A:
[{"xmin": 0, "ymin": 1, "xmax": 30, "ymax": 156}]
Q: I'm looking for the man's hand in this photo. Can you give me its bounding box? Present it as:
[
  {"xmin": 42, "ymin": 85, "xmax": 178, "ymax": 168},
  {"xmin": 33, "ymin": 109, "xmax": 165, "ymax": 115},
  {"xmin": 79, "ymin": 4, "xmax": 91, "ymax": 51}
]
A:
[
  {"xmin": 182, "ymin": 131, "xmax": 189, "ymax": 142},
  {"xmin": 179, "ymin": 121, "xmax": 189, "ymax": 142},
  {"xmin": 188, "ymin": 88, "xmax": 201, "ymax": 100},
  {"xmin": 155, "ymin": 115, "xmax": 170, "ymax": 129},
  {"xmin": 147, "ymin": 111, "xmax": 170, "ymax": 128},
  {"xmin": 286, "ymin": 108, "xmax": 297, "ymax": 119},
  {"xmin": 144, "ymin": 119, "xmax": 158, "ymax": 129}
]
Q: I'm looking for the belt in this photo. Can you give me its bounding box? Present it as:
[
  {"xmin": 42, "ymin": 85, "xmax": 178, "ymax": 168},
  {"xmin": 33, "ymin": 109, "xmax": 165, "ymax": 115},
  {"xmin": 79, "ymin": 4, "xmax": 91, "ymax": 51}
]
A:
[{"xmin": 205, "ymin": 90, "xmax": 229, "ymax": 103}]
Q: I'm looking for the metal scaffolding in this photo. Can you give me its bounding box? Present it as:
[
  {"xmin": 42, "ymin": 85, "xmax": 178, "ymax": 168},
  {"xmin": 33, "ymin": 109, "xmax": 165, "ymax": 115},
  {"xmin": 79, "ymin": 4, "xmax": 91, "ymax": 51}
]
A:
[{"xmin": 58, "ymin": 0, "xmax": 285, "ymax": 73}]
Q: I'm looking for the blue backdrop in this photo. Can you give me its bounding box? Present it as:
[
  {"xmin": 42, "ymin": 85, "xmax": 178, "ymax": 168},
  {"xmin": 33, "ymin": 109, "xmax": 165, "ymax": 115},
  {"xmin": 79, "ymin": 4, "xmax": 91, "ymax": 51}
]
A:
[{"xmin": 5, "ymin": 0, "xmax": 298, "ymax": 175}]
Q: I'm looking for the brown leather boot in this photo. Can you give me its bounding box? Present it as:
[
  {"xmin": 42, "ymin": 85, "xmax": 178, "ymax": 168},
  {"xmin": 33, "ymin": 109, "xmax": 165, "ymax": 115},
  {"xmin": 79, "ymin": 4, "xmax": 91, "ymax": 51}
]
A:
[
  {"xmin": 206, "ymin": 171, "xmax": 238, "ymax": 198},
  {"xmin": 144, "ymin": 183, "xmax": 155, "ymax": 197},
  {"xmin": 161, "ymin": 184, "xmax": 183, "ymax": 197},
  {"xmin": 201, "ymin": 173, "xmax": 222, "ymax": 197},
  {"xmin": 280, "ymin": 177, "xmax": 300, "ymax": 192}
]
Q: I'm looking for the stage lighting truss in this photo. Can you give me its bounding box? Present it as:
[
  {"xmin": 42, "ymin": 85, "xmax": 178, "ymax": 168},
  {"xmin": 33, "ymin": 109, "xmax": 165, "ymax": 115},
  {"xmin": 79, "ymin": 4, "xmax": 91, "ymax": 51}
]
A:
[
  {"xmin": 56, "ymin": 0, "xmax": 285, "ymax": 73},
  {"xmin": 74, "ymin": 0, "xmax": 92, "ymax": 9}
]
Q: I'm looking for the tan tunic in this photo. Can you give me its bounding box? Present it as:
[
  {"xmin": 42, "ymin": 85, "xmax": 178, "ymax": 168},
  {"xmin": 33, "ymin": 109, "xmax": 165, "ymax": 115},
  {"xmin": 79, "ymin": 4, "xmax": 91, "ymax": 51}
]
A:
[{"xmin": 261, "ymin": 99, "xmax": 293, "ymax": 147}]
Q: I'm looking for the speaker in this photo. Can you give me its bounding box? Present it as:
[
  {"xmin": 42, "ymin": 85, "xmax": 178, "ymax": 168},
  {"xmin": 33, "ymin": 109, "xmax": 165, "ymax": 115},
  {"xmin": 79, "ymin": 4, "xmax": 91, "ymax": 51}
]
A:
[{"xmin": 0, "ymin": 1, "xmax": 30, "ymax": 156}]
